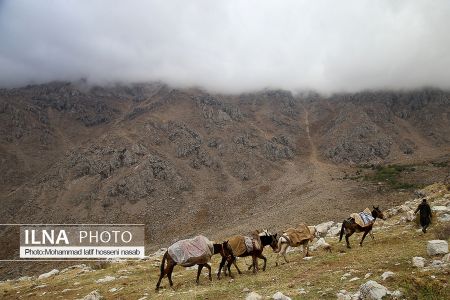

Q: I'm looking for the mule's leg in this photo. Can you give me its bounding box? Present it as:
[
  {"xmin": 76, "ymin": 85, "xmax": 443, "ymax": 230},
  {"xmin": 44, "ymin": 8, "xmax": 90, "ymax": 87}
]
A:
[
  {"xmin": 304, "ymin": 242, "xmax": 310, "ymax": 257},
  {"xmin": 155, "ymin": 270, "xmax": 165, "ymax": 290},
  {"xmin": 345, "ymin": 230, "xmax": 354, "ymax": 249},
  {"xmin": 258, "ymin": 253, "xmax": 267, "ymax": 271},
  {"xmin": 252, "ymin": 255, "xmax": 258, "ymax": 273},
  {"xmin": 205, "ymin": 263, "xmax": 212, "ymax": 281},
  {"xmin": 196, "ymin": 264, "xmax": 204, "ymax": 285},
  {"xmin": 359, "ymin": 230, "xmax": 370, "ymax": 247},
  {"xmin": 167, "ymin": 264, "xmax": 174, "ymax": 288},
  {"xmin": 230, "ymin": 257, "xmax": 241, "ymax": 274},
  {"xmin": 217, "ymin": 257, "xmax": 226, "ymax": 279}
]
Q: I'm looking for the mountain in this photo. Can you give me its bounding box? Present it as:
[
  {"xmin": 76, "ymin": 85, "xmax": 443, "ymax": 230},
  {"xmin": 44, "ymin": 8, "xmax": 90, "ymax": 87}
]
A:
[{"xmin": 0, "ymin": 82, "xmax": 449, "ymax": 259}]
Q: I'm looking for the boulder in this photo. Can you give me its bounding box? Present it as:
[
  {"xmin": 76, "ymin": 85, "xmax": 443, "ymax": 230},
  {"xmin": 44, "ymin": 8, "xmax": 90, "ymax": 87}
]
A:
[
  {"xmin": 441, "ymin": 253, "xmax": 450, "ymax": 262},
  {"xmin": 380, "ymin": 271, "xmax": 394, "ymax": 281},
  {"xmin": 432, "ymin": 206, "xmax": 449, "ymax": 212},
  {"xmin": 359, "ymin": 280, "xmax": 388, "ymax": 300},
  {"xmin": 246, "ymin": 292, "xmax": 263, "ymax": 300},
  {"xmin": 327, "ymin": 223, "xmax": 342, "ymax": 236},
  {"xmin": 272, "ymin": 291, "xmax": 291, "ymax": 300},
  {"xmin": 438, "ymin": 214, "xmax": 450, "ymax": 222},
  {"xmin": 427, "ymin": 240, "xmax": 449, "ymax": 256},
  {"xmin": 405, "ymin": 211, "xmax": 415, "ymax": 222},
  {"xmin": 81, "ymin": 290, "xmax": 103, "ymax": 300},
  {"xmin": 315, "ymin": 221, "xmax": 335, "ymax": 236},
  {"xmin": 336, "ymin": 290, "xmax": 352, "ymax": 300},
  {"xmin": 38, "ymin": 269, "xmax": 59, "ymax": 280},
  {"xmin": 412, "ymin": 257, "xmax": 425, "ymax": 268}
]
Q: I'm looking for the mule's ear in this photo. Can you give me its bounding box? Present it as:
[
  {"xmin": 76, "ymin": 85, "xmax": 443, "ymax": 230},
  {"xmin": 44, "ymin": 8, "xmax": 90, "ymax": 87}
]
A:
[{"xmin": 373, "ymin": 205, "xmax": 376, "ymax": 209}]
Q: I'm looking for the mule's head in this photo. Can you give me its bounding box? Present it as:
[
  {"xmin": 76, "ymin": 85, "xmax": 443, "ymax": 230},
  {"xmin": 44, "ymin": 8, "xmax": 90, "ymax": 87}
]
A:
[{"xmin": 372, "ymin": 206, "xmax": 386, "ymax": 220}]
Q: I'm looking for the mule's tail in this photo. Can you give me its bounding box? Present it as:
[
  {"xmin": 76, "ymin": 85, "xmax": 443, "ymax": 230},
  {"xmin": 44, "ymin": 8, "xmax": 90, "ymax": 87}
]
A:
[
  {"xmin": 339, "ymin": 221, "xmax": 345, "ymax": 242},
  {"xmin": 160, "ymin": 251, "xmax": 168, "ymax": 274}
]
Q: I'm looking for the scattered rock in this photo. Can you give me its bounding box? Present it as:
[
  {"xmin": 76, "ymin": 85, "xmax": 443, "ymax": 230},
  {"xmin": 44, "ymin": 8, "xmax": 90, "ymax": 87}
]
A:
[
  {"xmin": 364, "ymin": 273, "xmax": 372, "ymax": 279},
  {"xmin": 336, "ymin": 290, "xmax": 352, "ymax": 300},
  {"xmin": 427, "ymin": 240, "xmax": 449, "ymax": 256},
  {"xmin": 95, "ymin": 276, "xmax": 116, "ymax": 284},
  {"xmin": 405, "ymin": 211, "xmax": 415, "ymax": 222},
  {"xmin": 441, "ymin": 253, "xmax": 450, "ymax": 262},
  {"xmin": 315, "ymin": 221, "xmax": 335, "ymax": 236},
  {"xmin": 17, "ymin": 276, "xmax": 32, "ymax": 281},
  {"xmin": 243, "ymin": 288, "xmax": 250, "ymax": 293},
  {"xmin": 349, "ymin": 277, "xmax": 360, "ymax": 282},
  {"xmin": 390, "ymin": 290, "xmax": 403, "ymax": 298},
  {"xmin": 438, "ymin": 214, "xmax": 450, "ymax": 222},
  {"xmin": 80, "ymin": 290, "xmax": 103, "ymax": 300},
  {"xmin": 359, "ymin": 280, "xmax": 388, "ymax": 300},
  {"xmin": 432, "ymin": 206, "xmax": 449, "ymax": 212},
  {"xmin": 381, "ymin": 271, "xmax": 394, "ymax": 281},
  {"xmin": 38, "ymin": 269, "xmax": 59, "ymax": 280},
  {"xmin": 412, "ymin": 257, "xmax": 426, "ymax": 268},
  {"xmin": 272, "ymin": 291, "xmax": 291, "ymax": 300},
  {"xmin": 303, "ymin": 256, "xmax": 313, "ymax": 261},
  {"xmin": 246, "ymin": 292, "xmax": 263, "ymax": 300}
]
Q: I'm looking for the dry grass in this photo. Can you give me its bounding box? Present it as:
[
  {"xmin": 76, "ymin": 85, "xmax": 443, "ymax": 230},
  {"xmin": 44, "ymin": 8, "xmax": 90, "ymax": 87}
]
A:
[{"xmin": 1, "ymin": 219, "xmax": 449, "ymax": 300}]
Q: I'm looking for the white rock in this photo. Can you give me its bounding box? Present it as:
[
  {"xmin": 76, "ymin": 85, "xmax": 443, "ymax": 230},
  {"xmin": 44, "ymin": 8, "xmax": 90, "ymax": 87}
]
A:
[
  {"xmin": 441, "ymin": 253, "xmax": 450, "ymax": 262},
  {"xmin": 303, "ymin": 256, "xmax": 313, "ymax": 261},
  {"xmin": 438, "ymin": 214, "xmax": 450, "ymax": 222},
  {"xmin": 432, "ymin": 206, "xmax": 448, "ymax": 212},
  {"xmin": 38, "ymin": 269, "xmax": 59, "ymax": 280},
  {"xmin": 359, "ymin": 280, "xmax": 388, "ymax": 300},
  {"xmin": 17, "ymin": 276, "xmax": 32, "ymax": 281},
  {"xmin": 427, "ymin": 240, "xmax": 449, "ymax": 256},
  {"xmin": 349, "ymin": 277, "xmax": 360, "ymax": 282},
  {"xmin": 95, "ymin": 276, "xmax": 116, "ymax": 284},
  {"xmin": 315, "ymin": 221, "xmax": 335, "ymax": 236},
  {"xmin": 381, "ymin": 271, "xmax": 394, "ymax": 281},
  {"xmin": 272, "ymin": 291, "xmax": 291, "ymax": 300},
  {"xmin": 246, "ymin": 292, "xmax": 263, "ymax": 300},
  {"xmin": 405, "ymin": 211, "xmax": 415, "ymax": 222},
  {"xmin": 137, "ymin": 297, "xmax": 147, "ymax": 300},
  {"xmin": 412, "ymin": 257, "xmax": 426, "ymax": 268},
  {"xmin": 337, "ymin": 290, "xmax": 352, "ymax": 300},
  {"xmin": 327, "ymin": 223, "xmax": 342, "ymax": 236},
  {"xmin": 81, "ymin": 290, "xmax": 103, "ymax": 300},
  {"xmin": 364, "ymin": 273, "xmax": 372, "ymax": 279},
  {"xmin": 391, "ymin": 290, "xmax": 403, "ymax": 298}
]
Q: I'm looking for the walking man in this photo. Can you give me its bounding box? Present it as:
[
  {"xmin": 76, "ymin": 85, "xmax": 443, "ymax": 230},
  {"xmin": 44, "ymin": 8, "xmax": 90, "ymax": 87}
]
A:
[{"xmin": 414, "ymin": 198, "xmax": 432, "ymax": 233}]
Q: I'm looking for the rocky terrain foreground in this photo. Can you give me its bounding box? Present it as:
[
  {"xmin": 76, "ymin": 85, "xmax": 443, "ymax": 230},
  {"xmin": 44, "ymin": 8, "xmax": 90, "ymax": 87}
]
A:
[{"xmin": 1, "ymin": 183, "xmax": 448, "ymax": 299}]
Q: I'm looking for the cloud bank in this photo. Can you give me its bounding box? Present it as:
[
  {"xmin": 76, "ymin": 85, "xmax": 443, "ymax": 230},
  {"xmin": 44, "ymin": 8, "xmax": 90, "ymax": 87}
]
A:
[{"xmin": 1, "ymin": 0, "xmax": 449, "ymax": 93}]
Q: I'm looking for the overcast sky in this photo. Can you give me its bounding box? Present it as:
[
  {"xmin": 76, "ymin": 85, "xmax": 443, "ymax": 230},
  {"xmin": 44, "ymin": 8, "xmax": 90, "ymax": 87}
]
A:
[{"xmin": 0, "ymin": 0, "xmax": 449, "ymax": 93}]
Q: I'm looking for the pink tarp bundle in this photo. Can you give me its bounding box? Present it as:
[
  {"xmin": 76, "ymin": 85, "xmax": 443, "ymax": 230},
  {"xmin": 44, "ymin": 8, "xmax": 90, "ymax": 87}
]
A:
[{"xmin": 168, "ymin": 235, "xmax": 214, "ymax": 267}]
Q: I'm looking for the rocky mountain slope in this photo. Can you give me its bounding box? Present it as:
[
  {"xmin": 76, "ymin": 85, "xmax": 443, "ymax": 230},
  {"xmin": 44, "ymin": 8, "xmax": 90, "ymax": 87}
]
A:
[
  {"xmin": 0, "ymin": 82, "xmax": 449, "ymax": 265},
  {"xmin": 0, "ymin": 183, "xmax": 449, "ymax": 299}
]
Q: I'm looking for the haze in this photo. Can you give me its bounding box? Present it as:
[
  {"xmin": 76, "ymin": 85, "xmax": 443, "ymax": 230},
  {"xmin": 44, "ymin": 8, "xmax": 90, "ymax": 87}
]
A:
[{"xmin": 0, "ymin": 0, "xmax": 449, "ymax": 93}]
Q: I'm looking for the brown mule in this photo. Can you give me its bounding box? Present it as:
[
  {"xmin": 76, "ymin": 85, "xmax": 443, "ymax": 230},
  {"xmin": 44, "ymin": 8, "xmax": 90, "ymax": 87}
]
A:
[
  {"xmin": 217, "ymin": 231, "xmax": 278, "ymax": 278},
  {"xmin": 339, "ymin": 206, "xmax": 385, "ymax": 248}
]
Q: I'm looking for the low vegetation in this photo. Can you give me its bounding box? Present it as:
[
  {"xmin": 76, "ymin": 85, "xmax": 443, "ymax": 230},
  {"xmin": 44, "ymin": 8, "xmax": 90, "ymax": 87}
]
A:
[{"xmin": 1, "ymin": 184, "xmax": 449, "ymax": 299}]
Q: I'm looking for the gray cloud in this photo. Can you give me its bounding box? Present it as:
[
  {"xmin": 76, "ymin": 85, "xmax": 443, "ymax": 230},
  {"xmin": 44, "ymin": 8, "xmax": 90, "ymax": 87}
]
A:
[{"xmin": 1, "ymin": 0, "xmax": 449, "ymax": 93}]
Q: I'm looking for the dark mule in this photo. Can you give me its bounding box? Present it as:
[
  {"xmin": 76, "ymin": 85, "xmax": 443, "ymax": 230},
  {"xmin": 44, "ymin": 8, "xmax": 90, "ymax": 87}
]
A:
[
  {"xmin": 339, "ymin": 206, "xmax": 385, "ymax": 248},
  {"xmin": 155, "ymin": 241, "xmax": 231, "ymax": 290},
  {"xmin": 217, "ymin": 231, "xmax": 278, "ymax": 278}
]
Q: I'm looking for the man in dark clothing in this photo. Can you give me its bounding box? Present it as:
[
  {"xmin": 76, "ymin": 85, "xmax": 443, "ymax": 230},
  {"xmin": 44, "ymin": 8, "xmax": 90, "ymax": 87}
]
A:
[{"xmin": 414, "ymin": 198, "xmax": 432, "ymax": 233}]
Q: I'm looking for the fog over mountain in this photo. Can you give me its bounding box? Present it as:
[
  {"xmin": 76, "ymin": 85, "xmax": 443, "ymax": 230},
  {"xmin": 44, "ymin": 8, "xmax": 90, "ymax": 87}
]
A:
[{"xmin": 0, "ymin": 0, "xmax": 449, "ymax": 93}]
